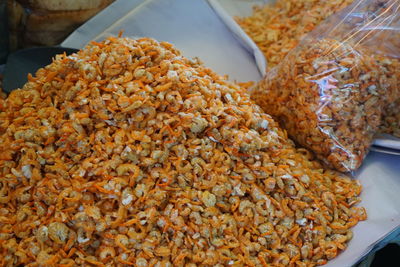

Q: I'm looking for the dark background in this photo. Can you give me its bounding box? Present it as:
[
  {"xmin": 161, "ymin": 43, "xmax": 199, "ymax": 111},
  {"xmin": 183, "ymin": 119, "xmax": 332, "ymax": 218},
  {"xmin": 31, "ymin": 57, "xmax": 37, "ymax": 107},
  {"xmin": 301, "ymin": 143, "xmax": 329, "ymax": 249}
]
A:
[
  {"xmin": 370, "ymin": 243, "xmax": 400, "ymax": 267},
  {"xmin": 0, "ymin": 0, "xmax": 9, "ymax": 64}
]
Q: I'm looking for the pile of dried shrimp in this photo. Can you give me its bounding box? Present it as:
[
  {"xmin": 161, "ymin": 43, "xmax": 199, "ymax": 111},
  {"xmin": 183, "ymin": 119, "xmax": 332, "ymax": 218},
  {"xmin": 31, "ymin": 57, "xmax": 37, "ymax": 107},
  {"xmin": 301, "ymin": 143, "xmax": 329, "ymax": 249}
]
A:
[{"xmin": 0, "ymin": 37, "xmax": 365, "ymax": 266}]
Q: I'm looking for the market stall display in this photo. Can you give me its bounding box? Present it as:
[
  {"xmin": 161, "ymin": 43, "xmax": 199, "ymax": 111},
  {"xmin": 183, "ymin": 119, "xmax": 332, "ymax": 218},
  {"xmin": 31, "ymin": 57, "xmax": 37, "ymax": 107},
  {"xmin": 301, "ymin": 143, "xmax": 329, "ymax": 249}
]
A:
[
  {"xmin": 0, "ymin": 36, "xmax": 365, "ymax": 266},
  {"xmin": 1, "ymin": 0, "xmax": 400, "ymax": 265}
]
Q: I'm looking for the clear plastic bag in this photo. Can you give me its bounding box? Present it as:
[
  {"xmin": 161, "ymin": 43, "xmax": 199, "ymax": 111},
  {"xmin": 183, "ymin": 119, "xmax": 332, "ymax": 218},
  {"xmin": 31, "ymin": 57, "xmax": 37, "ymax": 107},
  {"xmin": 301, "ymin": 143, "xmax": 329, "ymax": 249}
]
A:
[{"xmin": 252, "ymin": 0, "xmax": 400, "ymax": 172}]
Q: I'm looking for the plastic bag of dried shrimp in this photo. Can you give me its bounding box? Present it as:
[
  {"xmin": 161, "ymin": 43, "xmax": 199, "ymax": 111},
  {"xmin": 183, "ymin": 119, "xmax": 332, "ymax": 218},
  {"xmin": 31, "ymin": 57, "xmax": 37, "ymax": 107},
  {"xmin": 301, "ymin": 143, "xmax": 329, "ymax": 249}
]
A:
[{"xmin": 251, "ymin": 0, "xmax": 400, "ymax": 172}]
